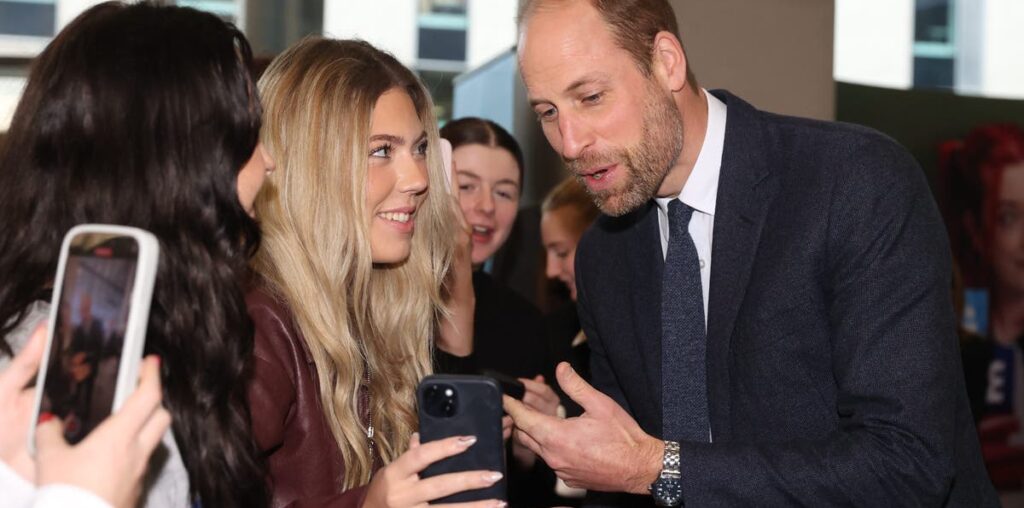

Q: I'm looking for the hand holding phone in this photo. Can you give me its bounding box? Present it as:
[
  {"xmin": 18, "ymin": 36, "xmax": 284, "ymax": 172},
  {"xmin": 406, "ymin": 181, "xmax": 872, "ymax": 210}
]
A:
[
  {"xmin": 362, "ymin": 432, "xmax": 505, "ymax": 508},
  {"xmin": 416, "ymin": 375, "xmax": 507, "ymax": 503},
  {"xmin": 0, "ymin": 325, "xmax": 48, "ymax": 483},
  {"xmin": 35, "ymin": 355, "xmax": 171, "ymax": 508},
  {"xmin": 30, "ymin": 225, "xmax": 159, "ymax": 451}
]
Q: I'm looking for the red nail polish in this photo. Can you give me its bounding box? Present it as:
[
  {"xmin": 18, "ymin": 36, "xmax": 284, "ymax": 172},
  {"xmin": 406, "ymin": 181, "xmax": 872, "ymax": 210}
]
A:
[{"xmin": 38, "ymin": 412, "xmax": 54, "ymax": 424}]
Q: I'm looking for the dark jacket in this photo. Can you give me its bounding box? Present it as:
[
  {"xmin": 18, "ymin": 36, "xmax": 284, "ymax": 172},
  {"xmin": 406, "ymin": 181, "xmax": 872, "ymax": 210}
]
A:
[{"xmin": 576, "ymin": 90, "xmax": 997, "ymax": 507}]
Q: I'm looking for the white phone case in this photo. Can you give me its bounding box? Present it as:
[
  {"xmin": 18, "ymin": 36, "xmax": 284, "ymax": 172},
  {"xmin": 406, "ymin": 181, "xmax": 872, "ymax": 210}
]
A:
[{"xmin": 29, "ymin": 224, "xmax": 159, "ymax": 454}]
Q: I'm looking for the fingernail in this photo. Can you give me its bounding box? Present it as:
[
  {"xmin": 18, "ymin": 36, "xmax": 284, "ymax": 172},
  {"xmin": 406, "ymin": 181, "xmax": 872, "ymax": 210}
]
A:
[
  {"xmin": 493, "ymin": 502, "xmax": 507, "ymax": 508},
  {"xmin": 154, "ymin": 355, "xmax": 161, "ymax": 367},
  {"xmin": 483, "ymin": 472, "xmax": 503, "ymax": 483},
  {"xmin": 458, "ymin": 436, "xmax": 477, "ymax": 446},
  {"xmin": 38, "ymin": 412, "xmax": 54, "ymax": 424}
]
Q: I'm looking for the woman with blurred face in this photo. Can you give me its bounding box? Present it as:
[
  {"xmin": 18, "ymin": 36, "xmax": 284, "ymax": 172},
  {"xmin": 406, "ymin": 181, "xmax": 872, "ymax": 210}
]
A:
[
  {"xmin": 248, "ymin": 38, "xmax": 496, "ymax": 507},
  {"xmin": 945, "ymin": 124, "xmax": 1024, "ymax": 492},
  {"xmin": 541, "ymin": 177, "xmax": 602, "ymax": 302}
]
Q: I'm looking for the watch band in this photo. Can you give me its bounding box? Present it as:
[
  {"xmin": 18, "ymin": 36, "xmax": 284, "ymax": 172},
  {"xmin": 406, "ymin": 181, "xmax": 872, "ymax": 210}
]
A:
[
  {"xmin": 650, "ymin": 440, "xmax": 683, "ymax": 506},
  {"xmin": 662, "ymin": 440, "xmax": 681, "ymax": 477}
]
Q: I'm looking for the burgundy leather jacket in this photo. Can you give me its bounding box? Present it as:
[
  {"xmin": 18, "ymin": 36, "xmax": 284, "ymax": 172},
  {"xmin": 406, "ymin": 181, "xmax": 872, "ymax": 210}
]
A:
[{"xmin": 246, "ymin": 287, "xmax": 373, "ymax": 508}]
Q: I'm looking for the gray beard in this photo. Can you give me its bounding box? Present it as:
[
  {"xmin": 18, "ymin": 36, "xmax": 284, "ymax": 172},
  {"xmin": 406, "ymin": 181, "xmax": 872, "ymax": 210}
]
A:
[{"xmin": 568, "ymin": 88, "xmax": 684, "ymax": 217}]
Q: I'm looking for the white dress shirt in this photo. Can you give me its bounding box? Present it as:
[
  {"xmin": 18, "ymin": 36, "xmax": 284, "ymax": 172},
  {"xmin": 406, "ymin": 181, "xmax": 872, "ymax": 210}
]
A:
[{"xmin": 654, "ymin": 89, "xmax": 727, "ymax": 327}]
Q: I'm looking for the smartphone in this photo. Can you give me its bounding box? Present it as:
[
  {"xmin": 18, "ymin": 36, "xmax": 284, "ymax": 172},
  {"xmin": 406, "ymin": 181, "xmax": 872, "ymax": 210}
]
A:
[
  {"xmin": 29, "ymin": 225, "xmax": 159, "ymax": 451},
  {"xmin": 479, "ymin": 368, "xmax": 526, "ymax": 400},
  {"xmin": 418, "ymin": 374, "xmax": 507, "ymax": 503}
]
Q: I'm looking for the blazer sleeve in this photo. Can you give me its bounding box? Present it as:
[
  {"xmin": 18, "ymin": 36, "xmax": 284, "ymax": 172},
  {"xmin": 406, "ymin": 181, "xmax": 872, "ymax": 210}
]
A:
[{"xmin": 676, "ymin": 139, "xmax": 972, "ymax": 505}]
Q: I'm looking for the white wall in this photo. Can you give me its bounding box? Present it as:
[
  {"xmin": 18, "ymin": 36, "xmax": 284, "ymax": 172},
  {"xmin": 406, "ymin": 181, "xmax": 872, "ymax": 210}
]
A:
[
  {"xmin": 980, "ymin": 0, "xmax": 1024, "ymax": 99},
  {"xmin": 0, "ymin": 76, "xmax": 26, "ymax": 131},
  {"xmin": 466, "ymin": 0, "xmax": 517, "ymax": 69},
  {"xmin": 323, "ymin": 0, "xmax": 418, "ymax": 65},
  {"xmin": 56, "ymin": 0, "xmax": 107, "ymax": 28},
  {"xmin": 671, "ymin": 0, "xmax": 836, "ymax": 120},
  {"xmin": 834, "ymin": 0, "xmax": 914, "ymax": 89}
]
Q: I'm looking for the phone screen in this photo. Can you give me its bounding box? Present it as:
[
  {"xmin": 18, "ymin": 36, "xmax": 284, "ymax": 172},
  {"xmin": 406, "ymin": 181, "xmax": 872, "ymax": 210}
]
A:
[{"xmin": 39, "ymin": 233, "xmax": 140, "ymax": 444}]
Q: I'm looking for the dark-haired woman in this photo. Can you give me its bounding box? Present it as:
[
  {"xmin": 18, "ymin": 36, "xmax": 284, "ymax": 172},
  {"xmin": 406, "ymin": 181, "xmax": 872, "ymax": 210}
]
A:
[{"xmin": 0, "ymin": 2, "xmax": 271, "ymax": 507}]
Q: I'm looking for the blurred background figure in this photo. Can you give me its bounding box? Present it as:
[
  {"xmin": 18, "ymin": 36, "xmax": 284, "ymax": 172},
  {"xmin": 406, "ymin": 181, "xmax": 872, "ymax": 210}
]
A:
[{"xmin": 942, "ymin": 124, "xmax": 1024, "ymax": 496}]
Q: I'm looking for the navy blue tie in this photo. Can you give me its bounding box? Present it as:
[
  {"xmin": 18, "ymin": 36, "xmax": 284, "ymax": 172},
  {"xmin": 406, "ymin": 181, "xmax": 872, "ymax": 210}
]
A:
[{"xmin": 662, "ymin": 200, "xmax": 709, "ymax": 442}]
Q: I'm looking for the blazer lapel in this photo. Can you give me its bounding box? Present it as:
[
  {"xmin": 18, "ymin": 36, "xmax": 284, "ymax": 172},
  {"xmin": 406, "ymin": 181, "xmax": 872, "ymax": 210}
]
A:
[
  {"xmin": 705, "ymin": 90, "xmax": 777, "ymax": 441},
  {"xmin": 627, "ymin": 202, "xmax": 665, "ymax": 434}
]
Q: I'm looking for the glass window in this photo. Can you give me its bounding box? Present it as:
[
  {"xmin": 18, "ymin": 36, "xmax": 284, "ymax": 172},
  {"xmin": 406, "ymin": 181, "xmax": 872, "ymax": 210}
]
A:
[
  {"xmin": 913, "ymin": 0, "xmax": 955, "ymax": 90},
  {"xmin": 0, "ymin": 0, "xmax": 56, "ymax": 37},
  {"xmin": 419, "ymin": 0, "xmax": 466, "ymax": 16}
]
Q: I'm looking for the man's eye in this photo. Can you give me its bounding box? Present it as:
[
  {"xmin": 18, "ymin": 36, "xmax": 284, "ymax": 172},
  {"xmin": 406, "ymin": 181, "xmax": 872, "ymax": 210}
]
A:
[
  {"xmin": 537, "ymin": 108, "xmax": 557, "ymax": 121},
  {"xmin": 582, "ymin": 92, "xmax": 603, "ymax": 104}
]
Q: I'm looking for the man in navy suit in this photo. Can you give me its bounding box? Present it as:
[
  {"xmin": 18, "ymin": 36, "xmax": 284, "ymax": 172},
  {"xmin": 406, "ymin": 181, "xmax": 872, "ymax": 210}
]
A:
[{"xmin": 503, "ymin": 0, "xmax": 997, "ymax": 505}]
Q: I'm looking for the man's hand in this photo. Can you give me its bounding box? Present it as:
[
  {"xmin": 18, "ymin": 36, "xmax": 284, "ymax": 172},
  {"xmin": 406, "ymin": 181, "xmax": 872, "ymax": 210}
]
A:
[
  {"xmin": 36, "ymin": 355, "xmax": 171, "ymax": 508},
  {"xmin": 503, "ymin": 362, "xmax": 663, "ymax": 494}
]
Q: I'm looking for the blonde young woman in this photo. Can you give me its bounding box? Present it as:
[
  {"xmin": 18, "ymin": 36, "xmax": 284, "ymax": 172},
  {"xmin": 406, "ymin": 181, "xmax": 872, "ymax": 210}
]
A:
[{"xmin": 246, "ymin": 37, "xmax": 502, "ymax": 508}]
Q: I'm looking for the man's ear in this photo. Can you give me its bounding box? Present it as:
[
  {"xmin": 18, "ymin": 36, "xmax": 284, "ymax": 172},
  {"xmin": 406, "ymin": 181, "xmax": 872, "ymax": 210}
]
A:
[{"xmin": 651, "ymin": 31, "xmax": 688, "ymax": 93}]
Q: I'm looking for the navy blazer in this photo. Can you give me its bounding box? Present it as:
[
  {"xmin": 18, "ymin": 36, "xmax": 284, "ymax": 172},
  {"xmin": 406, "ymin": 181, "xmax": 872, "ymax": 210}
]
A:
[{"xmin": 574, "ymin": 91, "xmax": 996, "ymax": 506}]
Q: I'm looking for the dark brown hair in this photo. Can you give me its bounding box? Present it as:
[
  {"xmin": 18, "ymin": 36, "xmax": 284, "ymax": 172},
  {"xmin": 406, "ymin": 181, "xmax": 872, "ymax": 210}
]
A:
[{"xmin": 441, "ymin": 117, "xmax": 525, "ymax": 182}]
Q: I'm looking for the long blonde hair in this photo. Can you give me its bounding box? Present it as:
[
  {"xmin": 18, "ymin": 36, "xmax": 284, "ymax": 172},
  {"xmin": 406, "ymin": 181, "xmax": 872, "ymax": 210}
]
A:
[{"xmin": 253, "ymin": 37, "xmax": 458, "ymax": 488}]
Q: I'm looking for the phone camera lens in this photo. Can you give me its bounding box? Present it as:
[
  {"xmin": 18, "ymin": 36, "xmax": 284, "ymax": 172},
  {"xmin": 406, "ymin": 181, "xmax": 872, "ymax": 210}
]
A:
[{"xmin": 424, "ymin": 383, "xmax": 458, "ymax": 418}]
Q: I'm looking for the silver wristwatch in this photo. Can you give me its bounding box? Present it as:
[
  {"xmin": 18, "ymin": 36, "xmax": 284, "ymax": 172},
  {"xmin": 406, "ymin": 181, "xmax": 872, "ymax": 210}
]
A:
[{"xmin": 649, "ymin": 440, "xmax": 683, "ymax": 506}]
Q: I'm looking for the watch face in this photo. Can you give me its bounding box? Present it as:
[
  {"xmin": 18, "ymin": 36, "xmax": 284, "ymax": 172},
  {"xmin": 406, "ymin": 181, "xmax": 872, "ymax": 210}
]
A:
[{"xmin": 652, "ymin": 478, "xmax": 683, "ymax": 507}]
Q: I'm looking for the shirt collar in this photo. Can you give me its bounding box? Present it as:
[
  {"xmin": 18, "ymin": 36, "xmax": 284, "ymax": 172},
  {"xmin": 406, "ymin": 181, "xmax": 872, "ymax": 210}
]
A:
[{"xmin": 655, "ymin": 89, "xmax": 727, "ymax": 217}]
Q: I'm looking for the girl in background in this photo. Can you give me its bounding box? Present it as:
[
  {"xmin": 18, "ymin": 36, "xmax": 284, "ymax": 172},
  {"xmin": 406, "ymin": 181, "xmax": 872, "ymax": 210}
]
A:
[{"xmin": 441, "ymin": 117, "xmax": 562, "ymax": 505}]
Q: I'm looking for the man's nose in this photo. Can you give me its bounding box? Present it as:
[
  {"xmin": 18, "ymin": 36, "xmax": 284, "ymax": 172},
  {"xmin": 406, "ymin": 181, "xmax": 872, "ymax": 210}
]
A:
[{"xmin": 558, "ymin": 112, "xmax": 594, "ymax": 161}]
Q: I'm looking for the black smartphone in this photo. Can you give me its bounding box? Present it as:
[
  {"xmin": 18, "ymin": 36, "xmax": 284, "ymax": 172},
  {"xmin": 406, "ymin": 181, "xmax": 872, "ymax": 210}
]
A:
[
  {"xmin": 418, "ymin": 374, "xmax": 507, "ymax": 503},
  {"xmin": 479, "ymin": 368, "xmax": 525, "ymax": 400}
]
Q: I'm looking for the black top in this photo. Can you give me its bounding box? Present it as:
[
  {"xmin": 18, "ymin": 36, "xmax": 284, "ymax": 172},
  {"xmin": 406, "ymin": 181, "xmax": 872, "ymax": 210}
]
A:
[{"xmin": 469, "ymin": 270, "xmax": 554, "ymax": 382}]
